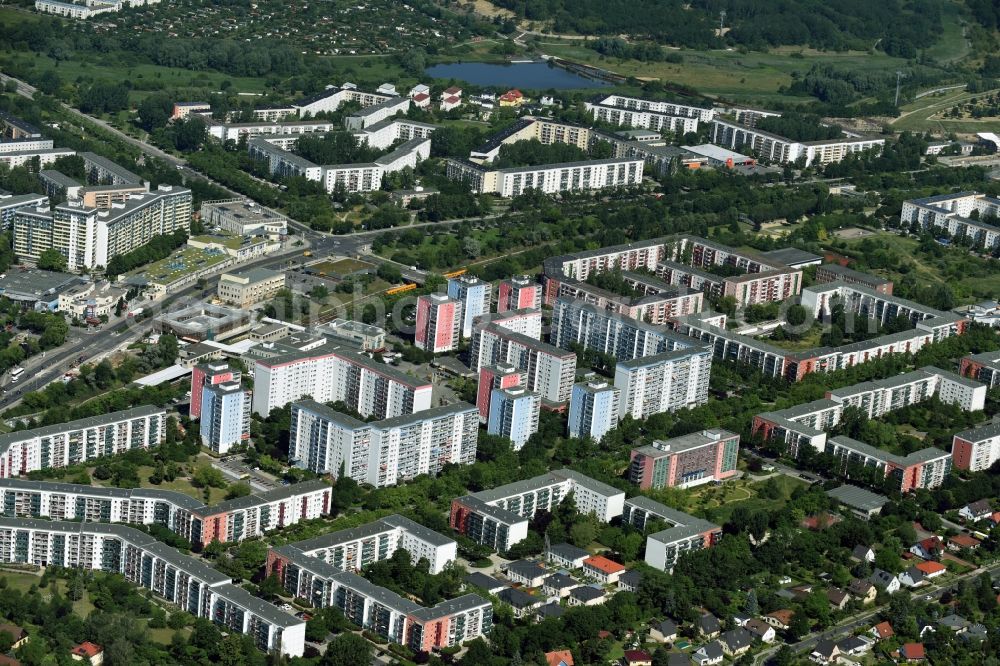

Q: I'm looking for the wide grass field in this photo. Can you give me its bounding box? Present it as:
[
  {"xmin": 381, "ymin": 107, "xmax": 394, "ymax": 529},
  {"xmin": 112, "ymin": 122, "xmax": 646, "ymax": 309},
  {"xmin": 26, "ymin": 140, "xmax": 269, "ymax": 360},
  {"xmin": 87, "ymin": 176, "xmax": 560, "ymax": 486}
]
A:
[
  {"xmin": 892, "ymin": 87, "xmax": 1000, "ymax": 134},
  {"xmin": 536, "ymin": 41, "xmax": 910, "ymax": 103}
]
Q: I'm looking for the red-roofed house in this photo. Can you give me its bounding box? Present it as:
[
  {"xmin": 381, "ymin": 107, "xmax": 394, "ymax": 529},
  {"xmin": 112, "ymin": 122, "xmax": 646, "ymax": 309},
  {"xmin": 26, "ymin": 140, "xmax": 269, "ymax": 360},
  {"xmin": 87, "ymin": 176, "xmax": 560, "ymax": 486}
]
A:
[
  {"xmin": 440, "ymin": 95, "xmax": 462, "ymax": 112},
  {"xmin": 914, "ymin": 560, "xmax": 946, "ymax": 578},
  {"xmin": 0, "ymin": 624, "xmax": 27, "ymax": 650},
  {"xmin": 898, "ymin": 642, "xmax": 925, "ymax": 662},
  {"xmin": 583, "ymin": 555, "xmax": 626, "ymax": 584},
  {"xmin": 0, "ymin": 655, "xmax": 22, "ymax": 666},
  {"xmin": 623, "ymin": 650, "xmax": 653, "ymax": 666},
  {"xmin": 871, "ymin": 621, "xmax": 895, "ymax": 641},
  {"xmin": 764, "ymin": 610, "xmax": 794, "ymax": 630},
  {"xmin": 499, "ymin": 89, "xmax": 525, "ymax": 107},
  {"xmin": 441, "ymin": 86, "xmax": 463, "ymax": 100},
  {"xmin": 948, "ymin": 534, "xmax": 981, "ymax": 551},
  {"xmin": 910, "ymin": 537, "xmax": 944, "ymax": 560},
  {"xmin": 545, "ymin": 650, "xmax": 574, "ymax": 666},
  {"xmin": 990, "ymin": 511, "xmax": 1000, "ymax": 526},
  {"xmin": 412, "ymin": 93, "xmax": 431, "ymax": 109},
  {"xmin": 70, "ymin": 642, "xmax": 104, "ymax": 666}
]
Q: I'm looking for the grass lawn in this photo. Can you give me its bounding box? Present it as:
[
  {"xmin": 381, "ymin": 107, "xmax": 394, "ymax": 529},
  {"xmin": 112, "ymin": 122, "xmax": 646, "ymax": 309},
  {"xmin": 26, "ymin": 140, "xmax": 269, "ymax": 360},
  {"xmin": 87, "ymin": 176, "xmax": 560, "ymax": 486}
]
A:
[
  {"xmin": 922, "ymin": 2, "xmax": 970, "ymax": 64},
  {"xmin": 834, "ymin": 231, "xmax": 1000, "ymax": 304},
  {"xmin": 90, "ymin": 465, "xmax": 227, "ymax": 505},
  {"xmin": 149, "ymin": 626, "xmax": 190, "ymax": 645},
  {"xmin": 892, "ymin": 87, "xmax": 1000, "ymax": 134},
  {"xmin": 308, "ymin": 258, "xmax": 376, "ymax": 276},
  {"xmin": 687, "ymin": 475, "xmax": 808, "ymax": 524},
  {"xmin": 756, "ymin": 325, "xmax": 825, "ymax": 352},
  {"xmin": 0, "ymin": 569, "xmax": 42, "ymax": 592}
]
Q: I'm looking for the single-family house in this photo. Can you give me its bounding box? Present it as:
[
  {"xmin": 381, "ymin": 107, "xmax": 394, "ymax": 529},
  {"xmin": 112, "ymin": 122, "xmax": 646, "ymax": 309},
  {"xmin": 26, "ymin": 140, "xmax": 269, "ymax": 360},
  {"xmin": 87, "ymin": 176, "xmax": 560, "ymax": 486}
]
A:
[
  {"xmin": 963, "ymin": 624, "xmax": 988, "ymax": 643},
  {"xmin": 499, "ymin": 89, "xmax": 525, "ymax": 107},
  {"xmin": 498, "ymin": 587, "xmax": 543, "ymax": 618},
  {"xmin": 838, "ymin": 635, "xmax": 873, "ymax": 657},
  {"xmin": 948, "ymin": 534, "xmax": 981, "ymax": 551},
  {"xmin": 763, "ymin": 610, "xmax": 794, "ymax": 631},
  {"xmin": 959, "ymin": 499, "xmax": 992, "ymax": 523},
  {"xmin": 898, "ymin": 642, "xmax": 925, "ymax": 662},
  {"xmin": 910, "ymin": 537, "xmax": 944, "ymax": 560},
  {"xmin": 827, "ymin": 587, "xmax": 851, "ymax": 610},
  {"xmin": 899, "ymin": 566, "xmax": 927, "ymax": 588},
  {"xmin": 440, "ymin": 96, "xmax": 461, "ymax": 112},
  {"xmin": 412, "ymin": 93, "xmax": 431, "ymax": 109},
  {"xmin": 547, "ymin": 543, "xmax": 589, "ymax": 569},
  {"xmin": 70, "ymin": 642, "xmax": 104, "ymax": 666},
  {"xmin": 871, "ymin": 621, "xmax": 895, "ymax": 641},
  {"xmin": 809, "ymin": 639, "xmax": 840, "ymax": 664},
  {"xmin": 650, "ymin": 619, "xmax": 678, "ymax": 643},
  {"xmin": 504, "ymin": 560, "xmax": 549, "ymax": 587},
  {"xmin": 915, "ymin": 560, "xmax": 946, "ymax": 579},
  {"xmin": 745, "ymin": 618, "xmax": 776, "ymax": 643},
  {"xmin": 698, "ymin": 612, "xmax": 722, "ymax": 637},
  {"xmin": 0, "ymin": 624, "xmax": 28, "ymax": 650},
  {"xmin": 719, "ymin": 628, "xmax": 753, "ymax": 657},
  {"xmin": 871, "ymin": 569, "xmax": 901, "ymax": 594},
  {"xmin": 849, "ymin": 579, "xmax": 877, "ymax": 605},
  {"xmin": 409, "ymin": 84, "xmax": 430, "ymax": 97},
  {"xmin": 937, "ymin": 614, "xmax": 970, "ymax": 634},
  {"xmin": 545, "ymin": 649, "xmax": 574, "ymax": 666},
  {"xmin": 376, "ymin": 83, "xmax": 398, "ymax": 96},
  {"xmin": 568, "ymin": 585, "xmax": 606, "ymax": 607},
  {"xmin": 536, "ymin": 602, "xmax": 566, "ymax": 621},
  {"xmin": 441, "ymin": 86, "xmax": 463, "ymax": 100},
  {"xmin": 464, "ymin": 572, "xmax": 506, "ymax": 594},
  {"xmin": 582, "ymin": 555, "xmax": 626, "ymax": 584},
  {"xmin": 852, "ymin": 545, "xmax": 876, "ymax": 562},
  {"xmin": 691, "ymin": 641, "xmax": 724, "ymax": 666},
  {"xmin": 543, "ymin": 573, "xmax": 577, "ymax": 598},
  {"xmin": 618, "ymin": 569, "xmax": 643, "ymax": 593},
  {"xmin": 623, "ymin": 650, "xmax": 653, "ymax": 666},
  {"xmin": 990, "ymin": 511, "xmax": 1000, "ymax": 526}
]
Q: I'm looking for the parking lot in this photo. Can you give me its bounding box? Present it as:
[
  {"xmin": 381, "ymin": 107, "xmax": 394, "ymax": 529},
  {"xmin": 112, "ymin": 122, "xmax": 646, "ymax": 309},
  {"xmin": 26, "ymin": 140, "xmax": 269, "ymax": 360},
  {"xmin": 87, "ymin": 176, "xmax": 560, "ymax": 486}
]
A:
[{"xmin": 211, "ymin": 456, "xmax": 281, "ymax": 492}]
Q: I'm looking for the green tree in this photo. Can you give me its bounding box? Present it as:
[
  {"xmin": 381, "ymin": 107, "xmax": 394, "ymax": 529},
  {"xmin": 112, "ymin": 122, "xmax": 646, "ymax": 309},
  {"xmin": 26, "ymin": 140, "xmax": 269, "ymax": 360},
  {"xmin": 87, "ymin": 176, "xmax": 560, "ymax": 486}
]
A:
[
  {"xmin": 37, "ymin": 248, "xmax": 68, "ymax": 272},
  {"xmin": 321, "ymin": 633, "xmax": 372, "ymax": 666}
]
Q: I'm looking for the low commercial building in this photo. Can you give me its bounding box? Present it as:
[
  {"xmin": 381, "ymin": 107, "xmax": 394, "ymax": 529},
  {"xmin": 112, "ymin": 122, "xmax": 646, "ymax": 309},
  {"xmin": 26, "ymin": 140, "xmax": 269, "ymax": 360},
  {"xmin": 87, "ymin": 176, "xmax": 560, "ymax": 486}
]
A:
[
  {"xmin": 814, "ymin": 264, "xmax": 893, "ymax": 295},
  {"xmin": 629, "ymin": 430, "xmax": 740, "ymax": 489},
  {"xmin": 620, "ymin": 496, "xmax": 721, "ymax": 572},
  {"xmin": 0, "ymin": 517, "xmax": 304, "ymax": 655},
  {"xmin": 319, "ymin": 318, "xmax": 386, "ymax": 351},
  {"xmin": 0, "ymin": 267, "xmax": 81, "ymax": 311},
  {"xmin": 154, "ymin": 303, "xmax": 252, "ymax": 342},
  {"xmin": 217, "ymin": 268, "xmax": 285, "ymax": 307},
  {"xmin": 200, "ymin": 198, "xmax": 288, "ymax": 238},
  {"xmin": 826, "ymin": 485, "xmax": 889, "ymax": 520},
  {"xmin": 0, "ymin": 406, "xmax": 166, "ymax": 478}
]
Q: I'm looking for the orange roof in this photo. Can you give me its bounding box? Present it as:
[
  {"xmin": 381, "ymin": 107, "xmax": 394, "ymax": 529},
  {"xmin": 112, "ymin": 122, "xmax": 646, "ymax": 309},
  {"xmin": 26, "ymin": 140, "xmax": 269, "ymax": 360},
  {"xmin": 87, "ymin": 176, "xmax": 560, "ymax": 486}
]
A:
[
  {"xmin": 767, "ymin": 609, "xmax": 794, "ymax": 625},
  {"xmin": 71, "ymin": 642, "xmax": 103, "ymax": 658},
  {"xmin": 583, "ymin": 555, "xmax": 626, "ymax": 574},
  {"xmin": 900, "ymin": 642, "xmax": 925, "ymax": 660},
  {"xmin": 949, "ymin": 534, "xmax": 981, "ymax": 548},
  {"xmin": 545, "ymin": 650, "xmax": 574, "ymax": 666},
  {"xmin": 444, "ymin": 95, "xmax": 460, "ymax": 104},
  {"xmin": 873, "ymin": 621, "xmax": 894, "ymax": 639},
  {"xmin": 915, "ymin": 561, "xmax": 946, "ymax": 575}
]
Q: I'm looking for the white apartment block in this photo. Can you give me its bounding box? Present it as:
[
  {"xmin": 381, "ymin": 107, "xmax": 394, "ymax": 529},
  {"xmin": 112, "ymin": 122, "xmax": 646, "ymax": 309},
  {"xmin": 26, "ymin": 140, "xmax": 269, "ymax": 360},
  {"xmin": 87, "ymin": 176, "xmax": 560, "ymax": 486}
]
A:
[
  {"xmin": 13, "ymin": 186, "xmax": 191, "ymax": 270},
  {"xmin": 289, "ymin": 400, "xmax": 478, "ymax": 487},
  {"xmin": 252, "ymin": 343, "xmax": 433, "ymax": 418},
  {"xmin": 543, "ymin": 237, "xmax": 672, "ymax": 284},
  {"xmin": 0, "ymin": 518, "xmax": 304, "ymax": 656},
  {"xmin": 711, "ymin": 118, "xmax": 884, "ymax": 166},
  {"xmin": 0, "ymin": 138, "xmax": 53, "ymax": 154},
  {"xmin": 549, "ymin": 274, "xmax": 704, "ymax": 325},
  {"xmin": 621, "ymin": 496, "xmax": 721, "ymax": 572},
  {"xmin": 0, "ymin": 477, "xmax": 332, "ymax": 548},
  {"xmin": 551, "ymin": 296, "xmax": 697, "ymax": 362},
  {"xmin": 469, "ymin": 320, "xmax": 576, "ymax": 402},
  {"xmin": 292, "ymin": 85, "xmax": 395, "ymax": 117},
  {"xmin": 472, "ymin": 308, "xmax": 543, "ymax": 340},
  {"xmin": 277, "ymin": 514, "xmax": 457, "ymax": 575},
  {"xmin": 614, "ymin": 347, "xmax": 712, "ymax": 419},
  {"xmin": 208, "ymin": 120, "xmax": 335, "ymax": 143},
  {"xmin": 35, "ymin": 0, "xmax": 160, "ymax": 18},
  {"xmin": 487, "ymin": 387, "xmax": 541, "ymax": 450},
  {"xmin": 0, "ymin": 147, "xmax": 76, "ymax": 169},
  {"xmin": 589, "ymin": 94, "xmax": 716, "ymax": 122},
  {"xmin": 587, "ymin": 104, "xmax": 700, "ymax": 134},
  {"xmin": 567, "ymin": 381, "xmax": 620, "ymax": 441},
  {"xmin": 447, "ymin": 157, "xmax": 643, "ymax": 197},
  {"xmin": 952, "ymin": 423, "xmax": 1000, "ymax": 472},
  {"xmin": 353, "ymin": 118, "xmax": 438, "ymax": 151},
  {"xmin": 447, "ymin": 275, "xmax": 491, "ymax": 339},
  {"xmin": 900, "ymin": 192, "xmax": 1000, "ymax": 250},
  {"xmin": 344, "ymin": 97, "xmax": 411, "ymax": 130},
  {"xmin": 0, "ymin": 406, "xmax": 166, "ymax": 478}
]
